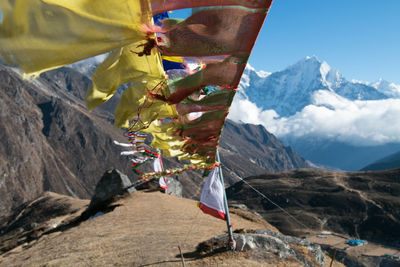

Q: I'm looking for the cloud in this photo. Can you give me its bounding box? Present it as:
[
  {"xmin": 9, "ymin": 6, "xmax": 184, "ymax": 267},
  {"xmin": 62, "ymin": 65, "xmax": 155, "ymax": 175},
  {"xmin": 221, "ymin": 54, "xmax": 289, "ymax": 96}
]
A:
[{"xmin": 228, "ymin": 90, "xmax": 400, "ymax": 146}]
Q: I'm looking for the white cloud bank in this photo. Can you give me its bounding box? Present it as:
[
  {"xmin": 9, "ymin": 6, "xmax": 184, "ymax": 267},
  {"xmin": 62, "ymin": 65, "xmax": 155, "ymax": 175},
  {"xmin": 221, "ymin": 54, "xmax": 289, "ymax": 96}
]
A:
[{"xmin": 228, "ymin": 90, "xmax": 400, "ymax": 146}]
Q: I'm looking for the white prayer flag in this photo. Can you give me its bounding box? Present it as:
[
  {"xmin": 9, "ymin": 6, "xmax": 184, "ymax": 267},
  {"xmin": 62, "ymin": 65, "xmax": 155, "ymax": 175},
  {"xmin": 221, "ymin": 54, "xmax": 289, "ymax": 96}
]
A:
[
  {"xmin": 198, "ymin": 167, "xmax": 226, "ymax": 220},
  {"xmin": 153, "ymin": 154, "xmax": 168, "ymax": 190}
]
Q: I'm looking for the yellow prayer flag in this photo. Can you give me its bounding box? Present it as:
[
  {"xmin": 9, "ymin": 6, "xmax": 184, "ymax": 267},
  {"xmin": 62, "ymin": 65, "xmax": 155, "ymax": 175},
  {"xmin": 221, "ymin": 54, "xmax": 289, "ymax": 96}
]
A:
[{"xmin": 0, "ymin": 0, "xmax": 152, "ymax": 77}]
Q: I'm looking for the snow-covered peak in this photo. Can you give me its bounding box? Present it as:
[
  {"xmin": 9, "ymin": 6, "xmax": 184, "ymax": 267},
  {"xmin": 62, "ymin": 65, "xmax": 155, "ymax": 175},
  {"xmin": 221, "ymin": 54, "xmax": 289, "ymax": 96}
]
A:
[
  {"xmin": 246, "ymin": 63, "xmax": 271, "ymax": 78},
  {"xmin": 246, "ymin": 63, "xmax": 256, "ymax": 72},
  {"xmin": 369, "ymin": 78, "xmax": 400, "ymax": 97},
  {"xmin": 319, "ymin": 61, "xmax": 331, "ymax": 79},
  {"xmin": 256, "ymin": 70, "xmax": 272, "ymax": 78},
  {"xmin": 281, "ymin": 56, "xmax": 342, "ymax": 90},
  {"xmin": 239, "ymin": 56, "xmax": 393, "ymax": 117},
  {"xmin": 320, "ymin": 61, "xmax": 342, "ymax": 89},
  {"xmin": 288, "ymin": 55, "xmax": 321, "ymax": 72}
]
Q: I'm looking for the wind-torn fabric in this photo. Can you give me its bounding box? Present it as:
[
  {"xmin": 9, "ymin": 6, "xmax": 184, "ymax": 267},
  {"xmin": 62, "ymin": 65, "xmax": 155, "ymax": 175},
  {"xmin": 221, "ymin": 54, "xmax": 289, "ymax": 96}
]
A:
[
  {"xmin": 152, "ymin": 8, "xmax": 268, "ymax": 57},
  {"xmin": 0, "ymin": 0, "xmax": 153, "ymax": 77},
  {"xmin": 114, "ymin": 79, "xmax": 176, "ymax": 129},
  {"xmin": 113, "ymin": 135, "xmax": 159, "ymax": 176},
  {"xmin": 0, "ymin": 0, "xmax": 273, "ymax": 176},
  {"xmin": 87, "ymin": 44, "xmax": 166, "ymax": 111},
  {"xmin": 155, "ymin": 56, "xmax": 246, "ymax": 104},
  {"xmin": 150, "ymin": 0, "xmax": 272, "ymax": 15}
]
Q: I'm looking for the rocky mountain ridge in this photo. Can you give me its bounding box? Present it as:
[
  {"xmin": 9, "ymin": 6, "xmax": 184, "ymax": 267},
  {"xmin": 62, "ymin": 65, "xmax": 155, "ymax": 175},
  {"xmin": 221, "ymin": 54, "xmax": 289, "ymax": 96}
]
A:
[{"xmin": 0, "ymin": 64, "xmax": 134, "ymax": 215}]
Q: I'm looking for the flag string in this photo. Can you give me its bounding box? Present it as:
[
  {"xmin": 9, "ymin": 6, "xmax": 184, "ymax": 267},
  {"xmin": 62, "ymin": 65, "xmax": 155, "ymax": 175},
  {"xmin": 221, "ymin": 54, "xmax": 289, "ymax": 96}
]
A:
[{"xmin": 231, "ymin": 175, "xmax": 310, "ymax": 230}]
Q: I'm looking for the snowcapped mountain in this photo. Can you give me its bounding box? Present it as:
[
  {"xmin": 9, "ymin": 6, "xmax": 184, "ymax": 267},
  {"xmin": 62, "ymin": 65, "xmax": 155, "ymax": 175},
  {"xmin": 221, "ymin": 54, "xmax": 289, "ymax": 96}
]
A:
[
  {"xmin": 232, "ymin": 56, "xmax": 400, "ymax": 170},
  {"xmin": 239, "ymin": 56, "xmax": 390, "ymax": 117},
  {"xmin": 368, "ymin": 78, "xmax": 400, "ymax": 98}
]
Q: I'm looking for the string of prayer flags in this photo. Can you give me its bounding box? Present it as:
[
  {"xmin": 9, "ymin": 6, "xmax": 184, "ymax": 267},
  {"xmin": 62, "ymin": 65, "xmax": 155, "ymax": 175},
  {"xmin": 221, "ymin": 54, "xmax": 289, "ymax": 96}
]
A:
[{"xmin": 0, "ymin": 0, "xmax": 274, "ymax": 175}]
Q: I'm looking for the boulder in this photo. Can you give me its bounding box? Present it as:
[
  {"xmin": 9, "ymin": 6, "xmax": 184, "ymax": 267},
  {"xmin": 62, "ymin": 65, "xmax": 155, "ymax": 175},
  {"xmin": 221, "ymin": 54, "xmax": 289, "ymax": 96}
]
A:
[
  {"xmin": 204, "ymin": 231, "xmax": 326, "ymax": 267},
  {"xmin": 84, "ymin": 169, "xmax": 135, "ymax": 217},
  {"xmin": 164, "ymin": 177, "xmax": 182, "ymax": 198}
]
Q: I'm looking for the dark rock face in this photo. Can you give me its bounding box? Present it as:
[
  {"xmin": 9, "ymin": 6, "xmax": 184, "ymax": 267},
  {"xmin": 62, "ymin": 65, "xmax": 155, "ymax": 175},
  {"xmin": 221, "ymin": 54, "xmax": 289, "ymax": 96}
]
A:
[
  {"xmin": 226, "ymin": 169, "xmax": 400, "ymax": 245},
  {"xmin": 322, "ymin": 245, "xmax": 400, "ymax": 267},
  {"xmin": 0, "ymin": 64, "xmax": 132, "ymax": 215},
  {"xmin": 40, "ymin": 67, "xmax": 91, "ymax": 102},
  {"xmin": 220, "ymin": 120, "xmax": 313, "ymax": 173}
]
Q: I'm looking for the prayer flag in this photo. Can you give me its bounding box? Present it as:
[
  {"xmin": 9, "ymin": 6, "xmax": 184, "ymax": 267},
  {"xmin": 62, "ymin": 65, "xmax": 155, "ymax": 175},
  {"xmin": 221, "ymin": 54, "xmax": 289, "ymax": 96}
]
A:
[
  {"xmin": 198, "ymin": 167, "xmax": 226, "ymax": 220},
  {"xmin": 153, "ymin": 153, "xmax": 168, "ymax": 190}
]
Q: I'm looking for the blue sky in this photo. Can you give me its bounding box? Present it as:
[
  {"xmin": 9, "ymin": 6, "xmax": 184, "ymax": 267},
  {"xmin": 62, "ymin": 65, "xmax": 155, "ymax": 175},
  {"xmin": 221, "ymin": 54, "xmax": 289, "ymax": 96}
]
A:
[
  {"xmin": 252, "ymin": 0, "xmax": 400, "ymax": 84},
  {"xmin": 172, "ymin": 1, "xmax": 400, "ymax": 84},
  {"xmin": 1, "ymin": 2, "xmax": 398, "ymax": 83}
]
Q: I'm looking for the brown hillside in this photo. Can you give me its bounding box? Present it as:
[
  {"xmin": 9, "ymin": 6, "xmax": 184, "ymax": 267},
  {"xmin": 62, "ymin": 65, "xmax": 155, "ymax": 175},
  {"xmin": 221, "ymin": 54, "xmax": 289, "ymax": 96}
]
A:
[
  {"xmin": 227, "ymin": 168, "xmax": 400, "ymax": 245},
  {"xmin": 0, "ymin": 191, "xmax": 323, "ymax": 267}
]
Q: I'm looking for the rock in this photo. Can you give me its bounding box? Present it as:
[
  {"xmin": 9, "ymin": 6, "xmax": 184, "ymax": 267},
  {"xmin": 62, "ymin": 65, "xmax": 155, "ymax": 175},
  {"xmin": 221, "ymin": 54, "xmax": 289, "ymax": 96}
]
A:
[
  {"xmin": 209, "ymin": 231, "xmax": 326, "ymax": 267},
  {"xmin": 229, "ymin": 203, "xmax": 250, "ymax": 211},
  {"xmin": 165, "ymin": 177, "xmax": 182, "ymax": 198},
  {"xmin": 85, "ymin": 169, "xmax": 135, "ymax": 215}
]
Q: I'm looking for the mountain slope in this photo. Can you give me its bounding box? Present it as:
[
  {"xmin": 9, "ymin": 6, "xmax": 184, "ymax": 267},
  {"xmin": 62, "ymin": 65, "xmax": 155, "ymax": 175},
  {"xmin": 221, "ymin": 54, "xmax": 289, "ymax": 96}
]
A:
[
  {"xmin": 220, "ymin": 120, "xmax": 313, "ymax": 172},
  {"xmin": 0, "ymin": 64, "xmax": 135, "ymax": 215},
  {"xmin": 226, "ymin": 168, "xmax": 400, "ymax": 245},
  {"xmin": 361, "ymin": 150, "xmax": 400, "ymax": 171}
]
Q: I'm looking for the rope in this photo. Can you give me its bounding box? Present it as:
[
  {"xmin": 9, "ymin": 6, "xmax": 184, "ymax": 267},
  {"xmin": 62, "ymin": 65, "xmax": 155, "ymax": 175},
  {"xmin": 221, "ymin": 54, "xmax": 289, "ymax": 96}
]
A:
[
  {"xmin": 129, "ymin": 79, "xmax": 166, "ymax": 131},
  {"xmin": 232, "ymin": 175, "xmax": 310, "ymax": 230}
]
